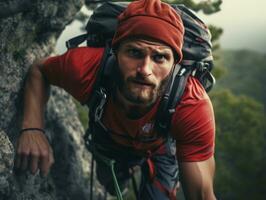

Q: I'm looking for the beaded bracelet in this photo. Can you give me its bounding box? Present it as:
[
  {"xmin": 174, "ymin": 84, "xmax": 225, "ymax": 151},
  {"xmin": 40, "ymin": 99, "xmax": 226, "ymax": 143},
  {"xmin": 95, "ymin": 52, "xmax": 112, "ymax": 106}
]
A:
[{"xmin": 20, "ymin": 128, "xmax": 45, "ymax": 134}]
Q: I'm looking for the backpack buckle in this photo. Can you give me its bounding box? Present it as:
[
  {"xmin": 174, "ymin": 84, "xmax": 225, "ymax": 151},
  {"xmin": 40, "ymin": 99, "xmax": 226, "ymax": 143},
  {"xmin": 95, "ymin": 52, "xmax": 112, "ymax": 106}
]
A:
[
  {"xmin": 94, "ymin": 88, "xmax": 107, "ymax": 122},
  {"xmin": 84, "ymin": 128, "xmax": 93, "ymax": 151},
  {"xmin": 66, "ymin": 34, "xmax": 87, "ymax": 49}
]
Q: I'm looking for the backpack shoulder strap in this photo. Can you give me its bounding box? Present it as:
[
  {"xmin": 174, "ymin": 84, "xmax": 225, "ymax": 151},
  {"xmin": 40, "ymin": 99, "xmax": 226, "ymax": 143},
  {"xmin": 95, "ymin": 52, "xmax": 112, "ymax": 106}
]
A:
[
  {"xmin": 155, "ymin": 66, "xmax": 192, "ymax": 136},
  {"xmin": 86, "ymin": 42, "xmax": 115, "ymax": 117},
  {"xmin": 84, "ymin": 43, "xmax": 116, "ymax": 146}
]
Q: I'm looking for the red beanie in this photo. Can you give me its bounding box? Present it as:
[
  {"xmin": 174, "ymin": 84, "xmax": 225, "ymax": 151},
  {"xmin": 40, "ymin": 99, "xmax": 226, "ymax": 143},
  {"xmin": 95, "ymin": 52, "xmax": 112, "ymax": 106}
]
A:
[{"xmin": 112, "ymin": 0, "xmax": 184, "ymax": 62}]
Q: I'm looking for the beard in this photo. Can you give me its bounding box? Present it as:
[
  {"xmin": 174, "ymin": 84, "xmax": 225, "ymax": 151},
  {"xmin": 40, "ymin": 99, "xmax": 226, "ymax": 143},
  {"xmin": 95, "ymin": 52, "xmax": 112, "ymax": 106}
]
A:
[{"xmin": 113, "ymin": 65, "xmax": 171, "ymax": 107}]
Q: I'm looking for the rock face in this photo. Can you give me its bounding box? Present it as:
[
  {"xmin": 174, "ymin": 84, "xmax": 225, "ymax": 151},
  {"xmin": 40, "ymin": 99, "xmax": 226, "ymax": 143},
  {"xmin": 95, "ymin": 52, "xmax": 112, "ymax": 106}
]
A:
[{"xmin": 0, "ymin": 0, "xmax": 101, "ymax": 199}]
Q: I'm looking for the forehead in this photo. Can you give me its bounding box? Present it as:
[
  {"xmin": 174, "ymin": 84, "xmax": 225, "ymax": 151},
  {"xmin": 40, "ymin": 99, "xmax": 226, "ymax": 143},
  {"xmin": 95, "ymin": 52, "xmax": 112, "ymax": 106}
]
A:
[{"xmin": 119, "ymin": 38, "xmax": 173, "ymax": 53}]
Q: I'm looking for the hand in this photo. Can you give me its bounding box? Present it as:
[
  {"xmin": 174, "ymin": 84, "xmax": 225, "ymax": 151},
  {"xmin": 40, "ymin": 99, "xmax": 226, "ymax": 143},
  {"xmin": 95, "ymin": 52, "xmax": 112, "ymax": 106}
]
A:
[{"xmin": 15, "ymin": 131, "xmax": 54, "ymax": 177}]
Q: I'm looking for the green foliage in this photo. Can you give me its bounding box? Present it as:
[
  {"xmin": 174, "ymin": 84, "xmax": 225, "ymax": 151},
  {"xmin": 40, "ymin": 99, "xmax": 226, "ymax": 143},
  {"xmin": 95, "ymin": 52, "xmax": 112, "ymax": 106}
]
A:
[
  {"xmin": 166, "ymin": 0, "xmax": 222, "ymax": 14},
  {"xmin": 208, "ymin": 25, "xmax": 223, "ymax": 46},
  {"xmin": 212, "ymin": 62, "xmax": 226, "ymax": 80},
  {"xmin": 166, "ymin": 0, "xmax": 198, "ymax": 8},
  {"xmin": 217, "ymin": 49, "xmax": 266, "ymax": 106},
  {"xmin": 197, "ymin": 0, "xmax": 222, "ymax": 14},
  {"xmin": 211, "ymin": 90, "xmax": 266, "ymax": 200},
  {"xmin": 74, "ymin": 99, "xmax": 89, "ymax": 129}
]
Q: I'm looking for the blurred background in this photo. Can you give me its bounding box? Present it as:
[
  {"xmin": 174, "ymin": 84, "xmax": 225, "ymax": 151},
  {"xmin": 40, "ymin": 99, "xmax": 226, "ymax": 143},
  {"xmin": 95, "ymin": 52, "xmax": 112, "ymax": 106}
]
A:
[{"xmin": 55, "ymin": 0, "xmax": 266, "ymax": 199}]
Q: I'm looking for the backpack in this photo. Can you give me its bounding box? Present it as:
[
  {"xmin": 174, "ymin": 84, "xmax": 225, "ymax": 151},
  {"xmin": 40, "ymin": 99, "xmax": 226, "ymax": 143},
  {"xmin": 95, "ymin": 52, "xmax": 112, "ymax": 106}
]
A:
[{"xmin": 66, "ymin": 1, "xmax": 215, "ymax": 140}]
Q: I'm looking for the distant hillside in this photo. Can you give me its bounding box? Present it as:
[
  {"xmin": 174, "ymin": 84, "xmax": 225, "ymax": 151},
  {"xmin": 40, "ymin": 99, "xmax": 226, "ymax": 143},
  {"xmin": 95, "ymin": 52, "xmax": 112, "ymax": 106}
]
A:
[{"xmin": 216, "ymin": 49, "xmax": 266, "ymax": 106}]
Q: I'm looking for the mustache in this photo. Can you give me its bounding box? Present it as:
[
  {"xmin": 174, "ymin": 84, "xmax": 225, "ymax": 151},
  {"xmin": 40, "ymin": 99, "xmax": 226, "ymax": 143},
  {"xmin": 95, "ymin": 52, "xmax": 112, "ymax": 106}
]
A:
[{"xmin": 127, "ymin": 75, "xmax": 156, "ymax": 88}]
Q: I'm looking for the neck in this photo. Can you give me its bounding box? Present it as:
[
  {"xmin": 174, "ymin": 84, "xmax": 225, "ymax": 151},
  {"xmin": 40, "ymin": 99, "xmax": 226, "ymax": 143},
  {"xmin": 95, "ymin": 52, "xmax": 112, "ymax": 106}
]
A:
[{"xmin": 114, "ymin": 89, "xmax": 154, "ymax": 119}]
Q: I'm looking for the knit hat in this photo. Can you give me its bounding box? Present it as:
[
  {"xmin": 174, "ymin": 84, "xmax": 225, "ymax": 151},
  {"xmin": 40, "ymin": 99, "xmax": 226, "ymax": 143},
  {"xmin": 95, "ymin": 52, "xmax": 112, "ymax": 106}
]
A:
[{"xmin": 112, "ymin": 0, "xmax": 184, "ymax": 62}]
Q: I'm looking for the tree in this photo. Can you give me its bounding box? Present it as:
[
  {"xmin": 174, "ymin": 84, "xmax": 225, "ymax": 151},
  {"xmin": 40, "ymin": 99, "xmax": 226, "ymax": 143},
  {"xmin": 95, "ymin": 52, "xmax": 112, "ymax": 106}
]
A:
[
  {"xmin": 211, "ymin": 90, "xmax": 266, "ymax": 200},
  {"xmin": 217, "ymin": 49, "xmax": 266, "ymax": 106}
]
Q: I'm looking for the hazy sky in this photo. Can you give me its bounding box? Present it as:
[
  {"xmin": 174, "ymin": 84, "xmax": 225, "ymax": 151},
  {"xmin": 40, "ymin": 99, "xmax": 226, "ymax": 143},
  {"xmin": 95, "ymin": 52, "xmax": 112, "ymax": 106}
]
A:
[
  {"xmin": 56, "ymin": 0, "xmax": 266, "ymax": 54},
  {"xmin": 198, "ymin": 0, "xmax": 266, "ymax": 53}
]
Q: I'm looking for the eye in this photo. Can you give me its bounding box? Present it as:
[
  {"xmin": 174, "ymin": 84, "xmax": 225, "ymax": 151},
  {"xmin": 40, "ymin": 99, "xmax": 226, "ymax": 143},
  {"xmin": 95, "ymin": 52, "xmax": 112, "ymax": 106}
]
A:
[
  {"xmin": 153, "ymin": 54, "xmax": 167, "ymax": 63},
  {"xmin": 127, "ymin": 48, "xmax": 143, "ymax": 58}
]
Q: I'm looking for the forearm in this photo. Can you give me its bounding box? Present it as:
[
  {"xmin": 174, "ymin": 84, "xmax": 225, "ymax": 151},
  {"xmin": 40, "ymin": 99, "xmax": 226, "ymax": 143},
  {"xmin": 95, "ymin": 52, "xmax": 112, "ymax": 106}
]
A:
[
  {"xmin": 181, "ymin": 180, "xmax": 216, "ymax": 200},
  {"xmin": 16, "ymin": 62, "xmax": 54, "ymax": 176},
  {"xmin": 22, "ymin": 62, "xmax": 50, "ymax": 129},
  {"xmin": 179, "ymin": 157, "xmax": 216, "ymax": 200}
]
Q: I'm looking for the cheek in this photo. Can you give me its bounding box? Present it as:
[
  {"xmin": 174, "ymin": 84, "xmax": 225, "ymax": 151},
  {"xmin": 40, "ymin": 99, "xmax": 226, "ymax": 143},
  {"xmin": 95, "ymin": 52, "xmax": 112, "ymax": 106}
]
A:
[
  {"xmin": 117, "ymin": 57, "xmax": 137, "ymax": 79},
  {"xmin": 153, "ymin": 66, "xmax": 172, "ymax": 82}
]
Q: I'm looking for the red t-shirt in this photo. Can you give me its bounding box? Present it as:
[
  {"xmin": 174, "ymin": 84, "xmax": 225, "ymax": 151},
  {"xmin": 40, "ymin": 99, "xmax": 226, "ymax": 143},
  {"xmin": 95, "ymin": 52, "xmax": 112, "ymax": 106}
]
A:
[{"xmin": 42, "ymin": 47, "xmax": 215, "ymax": 162}]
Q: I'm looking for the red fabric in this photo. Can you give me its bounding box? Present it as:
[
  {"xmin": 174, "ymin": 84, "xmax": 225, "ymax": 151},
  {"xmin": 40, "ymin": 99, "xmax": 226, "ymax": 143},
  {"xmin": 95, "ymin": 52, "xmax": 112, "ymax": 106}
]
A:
[
  {"xmin": 147, "ymin": 157, "xmax": 156, "ymax": 181},
  {"xmin": 103, "ymin": 77, "xmax": 215, "ymax": 161},
  {"xmin": 41, "ymin": 47, "xmax": 104, "ymax": 103},
  {"xmin": 103, "ymin": 97, "xmax": 165, "ymax": 153},
  {"xmin": 112, "ymin": 0, "xmax": 184, "ymax": 62},
  {"xmin": 171, "ymin": 77, "xmax": 216, "ymax": 162},
  {"xmin": 41, "ymin": 47, "xmax": 215, "ymax": 162},
  {"xmin": 146, "ymin": 151, "xmax": 156, "ymax": 181},
  {"xmin": 172, "ymin": 78, "xmax": 215, "ymax": 162},
  {"xmin": 153, "ymin": 179, "xmax": 177, "ymax": 200}
]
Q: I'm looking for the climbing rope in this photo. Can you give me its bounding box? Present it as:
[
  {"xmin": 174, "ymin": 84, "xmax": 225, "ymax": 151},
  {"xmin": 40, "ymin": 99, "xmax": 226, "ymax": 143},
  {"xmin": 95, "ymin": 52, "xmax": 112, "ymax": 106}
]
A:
[{"xmin": 89, "ymin": 146, "xmax": 124, "ymax": 200}]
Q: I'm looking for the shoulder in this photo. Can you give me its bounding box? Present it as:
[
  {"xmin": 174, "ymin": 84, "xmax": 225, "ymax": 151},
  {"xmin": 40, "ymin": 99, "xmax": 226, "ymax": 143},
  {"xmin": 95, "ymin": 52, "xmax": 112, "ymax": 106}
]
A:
[
  {"xmin": 41, "ymin": 47, "xmax": 105, "ymax": 103},
  {"xmin": 180, "ymin": 76, "xmax": 210, "ymax": 103},
  {"xmin": 59, "ymin": 46, "xmax": 105, "ymax": 65},
  {"xmin": 174, "ymin": 76, "xmax": 213, "ymax": 114},
  {"xmin": 173, "ymin": 76, "xmax": 214, "ymax": 118},
  {"xmin": 66, "ymin": 46, "xmax": 105, "ymax": 58},
  {"xmin": 43, "ymin": 47, "xmax": 105, "ymax": 70},
  {"xmin": 171, "ymin": 76, "xmax": 215, "ymax": 162},
  {"xmin": 65, "ymin": 46, "xmax": 104, "ymax": 55}
]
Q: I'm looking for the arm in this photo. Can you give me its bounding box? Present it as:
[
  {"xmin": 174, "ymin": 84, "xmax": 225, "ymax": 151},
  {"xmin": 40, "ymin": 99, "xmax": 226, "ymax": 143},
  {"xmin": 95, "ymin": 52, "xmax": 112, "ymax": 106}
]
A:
[
  {"xmin": 172, "ymin": 78, "xmax": 216, "ymax": 199},
  {"xmin": 16, "ymin": 61, "xmax": 54, "ymax": 176},
  {"xmin": 179, "ymin": 156, "xmax": 216, "ymax": 200},
  {"xmin": 15, "ymin": 47, "xmax": 104, "ymax": 176}
]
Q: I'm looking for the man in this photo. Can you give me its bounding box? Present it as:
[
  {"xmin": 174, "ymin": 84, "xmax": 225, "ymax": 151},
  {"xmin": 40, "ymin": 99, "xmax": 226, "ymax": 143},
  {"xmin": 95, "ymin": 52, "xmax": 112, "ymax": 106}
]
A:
[{"xmin": 15, "ymin": 0, "xmax": 216, "ymax": 199}]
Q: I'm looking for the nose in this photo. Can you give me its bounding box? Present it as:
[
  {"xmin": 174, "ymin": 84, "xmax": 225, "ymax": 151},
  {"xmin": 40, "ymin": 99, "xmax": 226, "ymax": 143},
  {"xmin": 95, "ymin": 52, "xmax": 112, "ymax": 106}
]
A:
[{"xmin": 137, "ymin": 56, "xmax": 153, "ymax": 77}]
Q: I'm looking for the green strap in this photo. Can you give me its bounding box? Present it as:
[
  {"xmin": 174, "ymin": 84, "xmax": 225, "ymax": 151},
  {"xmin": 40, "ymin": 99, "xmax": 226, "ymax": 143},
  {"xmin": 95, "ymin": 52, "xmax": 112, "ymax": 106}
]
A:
[{"xmin": 93, "ymin": 147, "xmax": 124, "ymax": 200}]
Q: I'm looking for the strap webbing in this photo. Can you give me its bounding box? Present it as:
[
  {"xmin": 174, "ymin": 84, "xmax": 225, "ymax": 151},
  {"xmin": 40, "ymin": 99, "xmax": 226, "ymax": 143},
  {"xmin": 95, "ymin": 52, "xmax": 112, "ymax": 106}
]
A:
[
  {"xmin": 155, "ymin": 66, "xmax": 192, "ymax": 135},
  {"xmin": 90, "ymin": 155, "xmax": 94, "ymax": 200}
]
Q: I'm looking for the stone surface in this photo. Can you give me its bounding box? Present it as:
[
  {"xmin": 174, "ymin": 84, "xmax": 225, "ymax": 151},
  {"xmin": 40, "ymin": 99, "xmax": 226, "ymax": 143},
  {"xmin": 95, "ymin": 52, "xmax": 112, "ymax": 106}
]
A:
[
  {"xmin": 0, "ymin": 0, "xmax": 104, "ymax": 199},
  {"xmin": 0, "ymin": 130, "xmax": 14, "ymax": 199}
]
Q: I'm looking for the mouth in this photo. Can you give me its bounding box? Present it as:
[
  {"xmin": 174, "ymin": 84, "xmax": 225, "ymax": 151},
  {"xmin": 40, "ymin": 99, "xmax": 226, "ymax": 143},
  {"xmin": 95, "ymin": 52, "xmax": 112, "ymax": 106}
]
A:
[{"xmin": 131, "ymin": 79, "xmax": 155, "ymax": 88}]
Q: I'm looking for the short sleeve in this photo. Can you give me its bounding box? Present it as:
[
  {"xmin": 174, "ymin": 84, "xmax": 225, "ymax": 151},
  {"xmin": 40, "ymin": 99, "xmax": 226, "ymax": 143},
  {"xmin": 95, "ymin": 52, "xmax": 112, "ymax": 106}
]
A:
[
  {"xmin": 41, "ymin": 47, "xmax": 105, "ymax": 103},
  {"xmin": 171, "ymin": 77, "xmax": 215, "ymax": 162}
]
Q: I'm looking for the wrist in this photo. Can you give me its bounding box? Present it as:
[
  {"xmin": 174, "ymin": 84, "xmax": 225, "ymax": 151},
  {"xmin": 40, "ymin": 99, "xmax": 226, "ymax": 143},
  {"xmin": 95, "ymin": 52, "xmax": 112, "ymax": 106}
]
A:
[{"xmin": 20, "ymin": 128, "xmax": 45, "ymax": 134}]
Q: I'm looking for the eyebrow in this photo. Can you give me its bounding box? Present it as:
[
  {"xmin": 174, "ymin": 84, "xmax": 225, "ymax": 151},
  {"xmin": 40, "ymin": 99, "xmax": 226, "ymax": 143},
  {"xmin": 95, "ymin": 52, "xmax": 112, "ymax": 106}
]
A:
[{"xmin": 124, "ymin": 43, "xmax": 172, "ymax": 54}]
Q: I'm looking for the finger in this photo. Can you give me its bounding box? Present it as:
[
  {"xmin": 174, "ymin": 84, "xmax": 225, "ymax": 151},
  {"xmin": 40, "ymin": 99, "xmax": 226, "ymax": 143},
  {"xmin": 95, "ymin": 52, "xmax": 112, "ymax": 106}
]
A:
[
  {"xmin": 40, "ymin": 144, "xmax": 54, "ymax": 177},
  {"xmin": 21, "ymin": 155, "xmax": 29, "ymax": 171},
  {"xmin": 15, "ymin": 138, "xmax": 25, "ymax": 169},
  {"xmin": 40, "ymin": 150, "xmax": 54, "ymax": 178},
  {"xmin": 30, "ymin": 154, "xmax": 39, "ymax": 175},
  {"xmin": 16, "ymin": 133, "xmax": 30, "ymax": 170},
  {"xmin": 49, "ymin": 147, "xmax": 55, "ymax": 166},
  {"xmin": 15, "ymin": 154, "xmax": 22, "ymax": 169},
  {"xmin": 39, "ymin": 150, "xmax": 50, "ymax": 177}
]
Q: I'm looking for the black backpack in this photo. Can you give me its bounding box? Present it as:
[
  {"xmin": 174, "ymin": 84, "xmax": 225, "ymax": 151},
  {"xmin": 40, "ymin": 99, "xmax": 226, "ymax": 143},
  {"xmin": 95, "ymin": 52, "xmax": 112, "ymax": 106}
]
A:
[{"xmin": 66, "ymin": 1, "xmax": 215, "ymax": 139}]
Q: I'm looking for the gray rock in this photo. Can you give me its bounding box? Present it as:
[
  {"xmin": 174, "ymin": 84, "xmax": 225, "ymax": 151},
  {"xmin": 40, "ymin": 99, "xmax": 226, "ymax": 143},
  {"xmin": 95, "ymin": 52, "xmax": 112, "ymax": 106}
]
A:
[
  {"xmin": 0, "ymin": 0, "xmax": 104, "ymax": 199},
  {"xmin": 0, "ymin": 130, "xmax": 14, "ymax": 199}
]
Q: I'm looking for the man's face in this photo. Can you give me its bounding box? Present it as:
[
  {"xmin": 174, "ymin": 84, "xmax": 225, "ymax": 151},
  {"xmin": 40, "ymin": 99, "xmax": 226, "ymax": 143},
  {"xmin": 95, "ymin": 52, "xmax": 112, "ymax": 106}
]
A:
[{"xmin": 116, "ymin": 39, "xmax": 175, "ymax": 106}]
